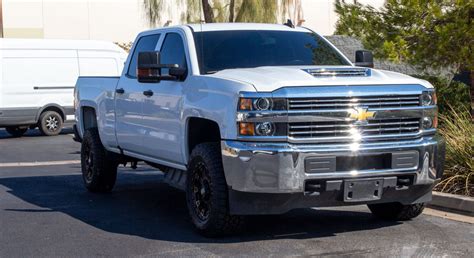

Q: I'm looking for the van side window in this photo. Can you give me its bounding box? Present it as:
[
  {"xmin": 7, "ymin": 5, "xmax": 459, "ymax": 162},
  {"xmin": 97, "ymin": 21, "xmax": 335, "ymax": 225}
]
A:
[
  {"xmin": 127, "ymin": 34, "xmax": 160, "ymax": 77},
  {"xmin": 160, "ymin": 33, "xmax": 187, "ymax": 76}
]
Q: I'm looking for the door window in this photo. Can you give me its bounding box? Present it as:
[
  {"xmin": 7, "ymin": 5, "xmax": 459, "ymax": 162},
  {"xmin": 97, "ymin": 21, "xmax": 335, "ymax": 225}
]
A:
[
  {"xmin": 127, "ymin": 34, "xmax": 160, "ymax": 77},
  {"xmin": 160, "ymin": 33, "xmax": 187, "ymax": 75}
]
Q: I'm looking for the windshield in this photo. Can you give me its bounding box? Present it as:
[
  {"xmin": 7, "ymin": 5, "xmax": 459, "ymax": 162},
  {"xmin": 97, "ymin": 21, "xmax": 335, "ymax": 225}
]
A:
[{"xmin": 193, "ymin": 30, "xmax": 350, "ymax": 74}]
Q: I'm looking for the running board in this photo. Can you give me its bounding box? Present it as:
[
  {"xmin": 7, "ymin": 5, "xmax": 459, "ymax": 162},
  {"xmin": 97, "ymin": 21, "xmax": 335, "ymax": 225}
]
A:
[{"xmin": 163, "ymin": 168, "xmax": 187, "ymax": 191}]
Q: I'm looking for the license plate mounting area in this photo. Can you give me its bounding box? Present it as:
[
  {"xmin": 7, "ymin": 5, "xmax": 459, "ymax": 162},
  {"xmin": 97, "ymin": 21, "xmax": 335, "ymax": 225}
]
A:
[{"xmin": 343, "ymin": 178, "xmax": 383, "ymax": 202}]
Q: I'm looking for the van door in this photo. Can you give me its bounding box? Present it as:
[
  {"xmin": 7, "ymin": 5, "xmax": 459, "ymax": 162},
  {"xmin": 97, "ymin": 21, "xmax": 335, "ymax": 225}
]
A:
[
  {"xmin": 2, "ymin": 49, "xmax": 78, "ymax": 121},
  {"xmin": 115, "ymin": 34, "xmax": 160, "ymax": 152}
]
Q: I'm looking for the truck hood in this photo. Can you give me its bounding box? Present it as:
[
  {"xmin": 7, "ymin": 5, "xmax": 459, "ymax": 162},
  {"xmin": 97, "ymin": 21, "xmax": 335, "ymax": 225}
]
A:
[{"xmin": 208, "ymin": 66, "xmax": 433, "ymax": 92}]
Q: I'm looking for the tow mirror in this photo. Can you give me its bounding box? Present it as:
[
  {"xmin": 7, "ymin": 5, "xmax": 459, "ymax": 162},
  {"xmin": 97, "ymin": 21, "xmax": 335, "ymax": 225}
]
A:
[
  {"xmin": 137, "ymin": 51, "xmax": 180, "ymax": 83},
  {"xmin": 355, "ymin": 50, "xmax": 374, "ymax": 68}
]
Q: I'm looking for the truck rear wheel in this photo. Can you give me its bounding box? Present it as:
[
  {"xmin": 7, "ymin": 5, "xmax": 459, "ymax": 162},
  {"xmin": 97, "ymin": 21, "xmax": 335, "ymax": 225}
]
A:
[
  {"xmin": 38, "ymin": 110, "xmax": 63, "ymax": 136},
  {"xmin": 81, "ymin": 128, "xmax": 117, "ymax": 193},
  {"xmin": 5, "ymin": 126, "xmax": 28, "ymax": 137},
  {"xmin": 186, "ymin": 143, "xmax": 244, "ymax": 237},
  {"xmin": 368, "ymin": 202, "xmax": 425, "ymax": 220}
]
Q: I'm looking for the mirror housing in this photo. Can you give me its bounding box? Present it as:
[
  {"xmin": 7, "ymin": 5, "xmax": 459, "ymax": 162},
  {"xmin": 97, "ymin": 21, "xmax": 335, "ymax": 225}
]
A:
[
  {"xmin": 355, "ymin": 50, "xmax": 374, "ymax": 68},
  {"xmin": 137, "ymin": 51, "xmax": 182, "ymax": 83}
]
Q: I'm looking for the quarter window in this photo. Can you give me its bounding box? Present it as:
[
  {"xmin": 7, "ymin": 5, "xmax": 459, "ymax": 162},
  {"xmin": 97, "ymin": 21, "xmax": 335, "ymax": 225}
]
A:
[{"xmin": 127, "ymin": 34, "xmax": 160, "ymax": 77}]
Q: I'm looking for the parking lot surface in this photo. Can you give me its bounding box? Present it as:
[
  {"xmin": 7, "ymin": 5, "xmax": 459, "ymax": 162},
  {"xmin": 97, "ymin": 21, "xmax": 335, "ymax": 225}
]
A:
[{"xmin": 0, "ymin": 129, "xmax": 473, "ymax": 257}]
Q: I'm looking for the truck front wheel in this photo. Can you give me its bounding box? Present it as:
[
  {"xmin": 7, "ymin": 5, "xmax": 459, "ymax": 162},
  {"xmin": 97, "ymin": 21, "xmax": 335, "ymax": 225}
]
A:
[
  {"xmin": 368, "ymin": 202, "xmax": 425, "ymax": 220},
  {"xmin": 186, "ymin": 143, "xmax": 244, "ymax": 237},
  {"xmin": 81, "ymin": 128, "xmax": 117, "ymax": 193}
]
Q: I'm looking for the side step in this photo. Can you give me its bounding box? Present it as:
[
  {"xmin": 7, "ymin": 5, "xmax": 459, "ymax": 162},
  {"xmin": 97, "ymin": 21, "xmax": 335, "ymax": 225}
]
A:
[{"xmin": 163, "ymin": 169, "xmax": 187, "ymax": 191}]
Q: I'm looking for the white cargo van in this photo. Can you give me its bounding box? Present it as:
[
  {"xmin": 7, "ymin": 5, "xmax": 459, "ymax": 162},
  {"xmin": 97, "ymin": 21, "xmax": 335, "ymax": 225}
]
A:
[{"xmin": 0, "ymin": 39, "xmax": 127, "ymax": 137}]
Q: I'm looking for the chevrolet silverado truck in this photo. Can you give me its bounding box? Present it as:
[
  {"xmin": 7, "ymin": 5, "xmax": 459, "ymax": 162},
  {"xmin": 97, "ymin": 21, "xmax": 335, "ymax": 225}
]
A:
[{"xmin": 74, "ymin": 23, "xmax": 445, "ymax": 236}]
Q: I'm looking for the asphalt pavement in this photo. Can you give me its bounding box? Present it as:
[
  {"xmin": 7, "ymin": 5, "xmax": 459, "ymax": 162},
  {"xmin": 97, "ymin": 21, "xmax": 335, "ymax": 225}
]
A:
[{"xmin": 0, "ymin": 128, "xmax": 473, "ymax": 257}]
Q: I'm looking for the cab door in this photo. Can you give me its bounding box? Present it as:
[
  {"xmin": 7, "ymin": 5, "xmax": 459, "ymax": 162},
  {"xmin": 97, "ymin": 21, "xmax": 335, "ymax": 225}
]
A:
[
  {"xmin": 140, "ymin": 32, "xmax": 188, "ymax": 164},
  {"xmin": 115, "ymin": 34, "xmax": 160, "ymax": 152}
]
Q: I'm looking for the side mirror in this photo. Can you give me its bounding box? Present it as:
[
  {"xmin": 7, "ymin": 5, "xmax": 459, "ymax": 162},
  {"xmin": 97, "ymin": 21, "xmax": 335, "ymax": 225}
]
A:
[
  {"xmin": 355, "ymin": 50, "xmax": 374, "ymax": 68},
  {"xmin": 169, "ymin": 67, "xmax": 187, "ymax": 81},
  {"xmin": 137, "ymin": 51, "xmax": 180, "ymax": 83}
]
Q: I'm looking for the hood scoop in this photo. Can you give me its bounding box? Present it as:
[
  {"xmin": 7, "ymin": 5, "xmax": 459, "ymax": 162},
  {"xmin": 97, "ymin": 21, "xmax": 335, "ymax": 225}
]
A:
[{"xmin": 303, "ymin": 67, "xmax": 371, "ymax": 77}]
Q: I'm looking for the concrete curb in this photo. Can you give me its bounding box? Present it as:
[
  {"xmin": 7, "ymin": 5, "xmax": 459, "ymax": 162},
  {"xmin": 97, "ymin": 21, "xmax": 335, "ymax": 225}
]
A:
[{"xmin": 428, "ymin": 191, "xmax": 474, "ymax": 215}]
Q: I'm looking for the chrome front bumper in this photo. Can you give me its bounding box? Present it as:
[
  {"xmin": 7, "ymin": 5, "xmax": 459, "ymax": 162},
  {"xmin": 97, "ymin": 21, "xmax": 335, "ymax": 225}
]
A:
[{"xmin": 221, "ymin": 136, "xmax": 445, "ymax": 194}]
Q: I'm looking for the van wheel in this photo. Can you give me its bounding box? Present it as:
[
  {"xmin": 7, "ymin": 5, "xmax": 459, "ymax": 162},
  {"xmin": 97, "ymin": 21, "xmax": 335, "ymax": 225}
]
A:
[
  {"xmin": 38, "ymin": 111, "xmax": 63, "ymax": 136},
  {"xmin": 5, "ymin": 126, "xmax": 28, "ymax": 137},
  {"xmin": 186, "ymin": 143, "xmax": 244, "ymax": 237},
  {"xmin": 368, "ymin": 202, "xmax": 425, "ymax": 220},
  {"xmin": 81, "ymin": 128, "xmax": 117, "ymax": 193}
]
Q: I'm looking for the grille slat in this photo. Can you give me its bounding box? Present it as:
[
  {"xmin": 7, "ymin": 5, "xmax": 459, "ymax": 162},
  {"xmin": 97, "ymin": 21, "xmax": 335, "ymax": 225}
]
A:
[
  {"xmin": 289, "ymin": 118, "xmax": 421, "ymax": 140},
  {"xmin": 289, "ymin": 95, "xmax": 420, "ymax": 110}
]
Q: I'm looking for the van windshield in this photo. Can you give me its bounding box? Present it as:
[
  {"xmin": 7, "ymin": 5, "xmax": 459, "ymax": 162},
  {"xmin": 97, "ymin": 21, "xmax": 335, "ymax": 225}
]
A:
[{"xmin": 193, "ymin": 30, "xmax": 350, "ymax": 74}]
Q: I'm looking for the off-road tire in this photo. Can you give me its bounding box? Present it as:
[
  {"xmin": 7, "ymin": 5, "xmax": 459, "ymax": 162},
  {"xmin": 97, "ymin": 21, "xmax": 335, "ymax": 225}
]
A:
[
  {"xmin": 81, "ymin": 128, "xmax": 117, "ymax": 193},
  {"xmin": 368, "ymin": 202, "xmax": 425, "ymax": 220},
  {"xmin": 38, "ymin": 111, "xmax": 63, "ymax": 136},
  {"xmin": 186, "ymin": 143, "xmax": 244, "ymax": 237},
  {"xmin": 5, "ymin": 126, "xmax": 28, "ymax": 137}
]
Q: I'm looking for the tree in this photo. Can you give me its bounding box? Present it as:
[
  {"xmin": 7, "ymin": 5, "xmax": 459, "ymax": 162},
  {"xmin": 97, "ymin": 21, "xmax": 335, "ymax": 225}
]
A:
[
  {"xmin": 334, "ymin": 0, "xmax": 474, "ymax": 115},
  {"xmin": 143, "ymin": 0, "xmax": 303, "ymax": 25}
]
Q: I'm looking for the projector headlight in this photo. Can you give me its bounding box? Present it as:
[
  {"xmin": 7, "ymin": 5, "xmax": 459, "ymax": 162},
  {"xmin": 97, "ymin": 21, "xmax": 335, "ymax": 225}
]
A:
[{"xmin": 421, "ymin": 91, "xmax": 436, "ymax": 106}]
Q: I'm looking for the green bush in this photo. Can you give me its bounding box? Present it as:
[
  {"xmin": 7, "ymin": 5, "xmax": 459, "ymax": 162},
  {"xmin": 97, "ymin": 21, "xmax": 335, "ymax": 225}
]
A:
[
  {"xmin": 412, "ymin": 75, "xmax": 470, "ymax": 115},
  {"xmin": 435, "ymin": 106, "xmax": 474, "ymax": 196}
]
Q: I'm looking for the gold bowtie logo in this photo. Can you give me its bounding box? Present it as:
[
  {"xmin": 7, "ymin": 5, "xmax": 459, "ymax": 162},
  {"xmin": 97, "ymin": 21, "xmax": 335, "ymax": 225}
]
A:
[{"xmin": 349, "ymin": 107, "xmax": 376, "ymax": 122}]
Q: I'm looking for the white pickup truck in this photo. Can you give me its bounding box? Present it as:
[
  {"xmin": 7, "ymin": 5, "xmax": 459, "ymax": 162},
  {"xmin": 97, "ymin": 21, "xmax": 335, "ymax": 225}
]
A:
[{"xmin": 74, "ymin": 23, "xmax": 445, "ymax": 236}]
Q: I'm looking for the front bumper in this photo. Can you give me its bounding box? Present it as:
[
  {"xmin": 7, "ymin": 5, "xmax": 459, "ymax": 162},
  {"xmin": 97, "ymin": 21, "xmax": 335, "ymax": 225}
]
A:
[{"xmin": 221, "ymin": 136, "xmax": 445, "ymax": 214}]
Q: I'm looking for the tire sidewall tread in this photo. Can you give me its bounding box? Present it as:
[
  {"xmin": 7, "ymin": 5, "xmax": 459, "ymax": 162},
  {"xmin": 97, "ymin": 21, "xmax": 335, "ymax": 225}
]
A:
[
  {"xmin": 186, "ymin": 142, "xmax": 244, "ymax": 237},
  {"xmin": 81, "ymin": 128, "xmax": 117, "ymax": 193}
]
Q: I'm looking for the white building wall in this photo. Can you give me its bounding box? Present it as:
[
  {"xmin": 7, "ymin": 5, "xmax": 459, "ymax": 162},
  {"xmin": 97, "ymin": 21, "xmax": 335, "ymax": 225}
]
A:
[{"xmin": 2, "ymin": 0, "xmax": 384, "ymax": 42}]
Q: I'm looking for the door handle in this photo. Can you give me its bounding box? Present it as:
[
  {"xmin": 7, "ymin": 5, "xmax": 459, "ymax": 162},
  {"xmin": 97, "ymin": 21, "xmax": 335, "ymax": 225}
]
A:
[
  {"xmin": 143, "ymin": 90, "xmax": 154, "ymax": 97},
  {"xmin": 115, "ymin": 88, "xmax": 125, "ymax": 94}
]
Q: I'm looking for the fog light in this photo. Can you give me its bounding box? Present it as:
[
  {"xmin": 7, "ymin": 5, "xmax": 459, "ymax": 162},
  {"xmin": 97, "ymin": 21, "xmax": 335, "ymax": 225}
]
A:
[
  {"xmin": 255, "ymin": 122, "xmax": 274, "ymax": 136},
  {"xmin": 254, "ymin": 98, "xmax": 272, "ymax": 110},
  {"xmin": 422, "ymin": 117, "xmax": 433, "ymax": 129}
]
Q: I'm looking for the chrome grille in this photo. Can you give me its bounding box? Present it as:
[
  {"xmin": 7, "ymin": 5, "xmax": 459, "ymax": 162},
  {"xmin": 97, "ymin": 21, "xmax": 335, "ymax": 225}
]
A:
[
  {"xmin": 289, "ymin": 95, "xmax": 420, "ymax": 110},
  {"xmin": 289, "ymin": 118, "xmax": 421, "ymax": 140}
]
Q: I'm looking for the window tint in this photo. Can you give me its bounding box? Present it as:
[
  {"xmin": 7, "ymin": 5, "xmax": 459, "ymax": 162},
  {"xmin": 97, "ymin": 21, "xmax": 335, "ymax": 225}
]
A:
[
  {"xmin": 127, "ymin": 34, "xmax": 160, "ymax": 77},
  {"xmin": 194, "ymin": 30, "xmax": 350, "ymax": 74},
  {"xmin": 160, "ymin": 33, "xmax": 187, "ymax": 75}
]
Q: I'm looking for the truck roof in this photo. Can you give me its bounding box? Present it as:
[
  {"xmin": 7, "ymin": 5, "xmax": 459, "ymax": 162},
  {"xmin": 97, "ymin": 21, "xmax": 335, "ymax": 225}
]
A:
[
  {"xmin": 0, "ymin": 38, "xmax": 125, "ymax": 53},
  {"xmin": 144, "ymin": 23, "xmax": 312, "ymax": 34}
]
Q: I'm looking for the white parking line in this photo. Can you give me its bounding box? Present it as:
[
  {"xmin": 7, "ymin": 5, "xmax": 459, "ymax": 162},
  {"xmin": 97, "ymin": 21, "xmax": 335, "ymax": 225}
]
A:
[{"xmin": 0, "ymin": 160, "xmax": 81, "ymax": 168}]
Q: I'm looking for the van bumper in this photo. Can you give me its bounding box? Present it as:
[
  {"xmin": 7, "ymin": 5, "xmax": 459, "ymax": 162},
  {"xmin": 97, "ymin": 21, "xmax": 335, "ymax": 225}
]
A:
[{"xmin": 221, "ymin": 136, "xmax": 445, "ymax": 215}]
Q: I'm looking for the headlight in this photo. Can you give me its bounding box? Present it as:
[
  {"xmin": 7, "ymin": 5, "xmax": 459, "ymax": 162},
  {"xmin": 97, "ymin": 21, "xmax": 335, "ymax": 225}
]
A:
[
  {"xmin": 422, "ymin": 117, "xmax": 433, "ymax": 129},
  {"xmin": 254, "ymin": 98, "xmax": 272, "ymax": 110},
  {"xmin": 238, "ymin": 97, "xmax": 287, "ymax": 111},
  {"xmin": 255, "ymin": 122, "xmax": 274, "ymax": 136},
  {"xmin": 421, "ymin": 91, "xmax": 436, "ymax": 106},
  {"xmin": 238, "ymin": 122, "xmax": 287, "ymax": 136}
]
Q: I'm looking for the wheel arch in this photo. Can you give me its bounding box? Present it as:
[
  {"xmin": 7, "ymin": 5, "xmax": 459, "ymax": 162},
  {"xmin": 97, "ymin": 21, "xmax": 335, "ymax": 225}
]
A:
[
  {"xmin": 185, "ymin": 117, "xmax": 221, "ymax": 162},
  {"xmin": 35, "ymin": 104, "xmax": 66, "ymax": 122}
]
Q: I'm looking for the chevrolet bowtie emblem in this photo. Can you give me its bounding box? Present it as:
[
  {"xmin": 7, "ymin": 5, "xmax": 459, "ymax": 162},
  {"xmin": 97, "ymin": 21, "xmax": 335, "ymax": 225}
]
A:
[{"xmin": 349, "ymin": 107, "xmax": 376, "ymax": 122}]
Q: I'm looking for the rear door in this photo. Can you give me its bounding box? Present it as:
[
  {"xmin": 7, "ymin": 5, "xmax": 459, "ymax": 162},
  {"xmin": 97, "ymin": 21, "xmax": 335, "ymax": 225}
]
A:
[{"xmin": 115, "ymin": 34, "xmax": 161, "ymax": 152}]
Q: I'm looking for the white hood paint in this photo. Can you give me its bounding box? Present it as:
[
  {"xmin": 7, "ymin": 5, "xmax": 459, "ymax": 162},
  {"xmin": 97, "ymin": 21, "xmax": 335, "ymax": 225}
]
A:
[{"xmin": 209, "ymin": 66, "xmax": 433, "ymax": 92}]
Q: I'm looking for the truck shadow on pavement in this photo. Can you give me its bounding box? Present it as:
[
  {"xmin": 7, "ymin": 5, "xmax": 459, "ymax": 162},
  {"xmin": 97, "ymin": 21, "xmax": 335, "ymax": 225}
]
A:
[{"xmin": 0, "ymin": 169, "xmax": 401, "ymax": 243}]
